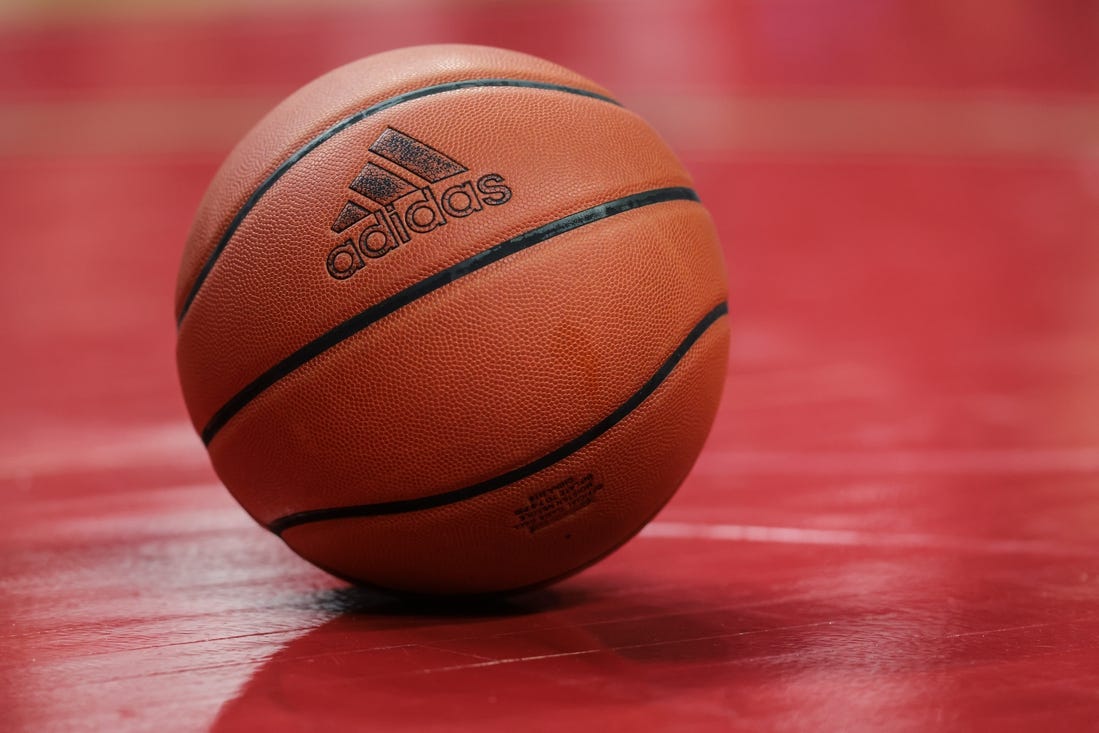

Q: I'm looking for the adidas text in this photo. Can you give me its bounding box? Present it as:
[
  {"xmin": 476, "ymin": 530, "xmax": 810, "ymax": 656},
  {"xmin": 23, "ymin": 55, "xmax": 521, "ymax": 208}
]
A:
[{"xmin": 325, "ymin": 127, "xmax": 512, "ymax": 280}]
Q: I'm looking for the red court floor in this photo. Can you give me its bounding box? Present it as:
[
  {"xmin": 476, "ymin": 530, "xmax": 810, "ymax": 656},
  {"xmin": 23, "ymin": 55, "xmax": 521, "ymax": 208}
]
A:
[{"xmin": 3, "ymin": 1, "xmax": 1099, "ymax": 731}]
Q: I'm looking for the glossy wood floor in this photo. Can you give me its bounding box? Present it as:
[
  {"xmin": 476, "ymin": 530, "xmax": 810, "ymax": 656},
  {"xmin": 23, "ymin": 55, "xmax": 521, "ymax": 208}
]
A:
[{"xmin": 3, "ymin": 1, "xmax": 1099, "ymax": 731}]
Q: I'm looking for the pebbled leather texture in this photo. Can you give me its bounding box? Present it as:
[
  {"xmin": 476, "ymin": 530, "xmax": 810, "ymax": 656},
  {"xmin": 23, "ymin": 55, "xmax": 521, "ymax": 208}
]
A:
[
  {"xmin": 176, "ymin": 45, "xmax": 730, "ymax": 594},
  {"xmin": 283, "ymin": 318, "xmax": 729, "ymax": 595},
  {"xmin": 174, "ymin": 44, "xmax": 614, "ymax": 320}
]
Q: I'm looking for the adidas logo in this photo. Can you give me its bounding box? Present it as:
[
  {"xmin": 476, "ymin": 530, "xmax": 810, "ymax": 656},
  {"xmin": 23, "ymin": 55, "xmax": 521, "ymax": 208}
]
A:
[{"xmin": 325, "ymin": 127, "xmax": 512, "ymax": 279}]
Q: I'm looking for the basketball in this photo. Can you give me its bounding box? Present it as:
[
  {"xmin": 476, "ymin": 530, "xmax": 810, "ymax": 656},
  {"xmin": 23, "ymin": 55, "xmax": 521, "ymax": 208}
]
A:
[{"xmin": 175, "ymin": 44, "xmax": 728, "ymax": 595}]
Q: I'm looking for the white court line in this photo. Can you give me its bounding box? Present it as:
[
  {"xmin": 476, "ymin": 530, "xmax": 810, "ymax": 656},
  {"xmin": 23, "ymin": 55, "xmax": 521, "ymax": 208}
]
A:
[
  {"xmin": 0, "ymin": 422, "xmax": 206, "ymax": 479},
  {"xmin": 642, "ymin": 521, "xmax": 1095, "ymax": 557},
  {"xmin": 696, "ymin": 448, "xmax": 1099, "ymax": 476},
  {"xmin": 644, "ymin": 522, "xmax": 866, "ymax": 546}
]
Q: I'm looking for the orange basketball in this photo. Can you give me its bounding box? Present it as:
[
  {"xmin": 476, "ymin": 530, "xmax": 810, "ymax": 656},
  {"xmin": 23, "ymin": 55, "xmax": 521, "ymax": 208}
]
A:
[{"xmin": 175, "ymin": 45, "xmax": 728, "ymax": 595}]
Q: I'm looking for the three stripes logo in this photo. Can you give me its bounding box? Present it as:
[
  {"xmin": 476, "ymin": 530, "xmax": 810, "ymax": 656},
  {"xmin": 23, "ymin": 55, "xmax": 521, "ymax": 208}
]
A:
[{"xmin": 326, "ymin": 127, "xmax": 512, "ymax": 279}]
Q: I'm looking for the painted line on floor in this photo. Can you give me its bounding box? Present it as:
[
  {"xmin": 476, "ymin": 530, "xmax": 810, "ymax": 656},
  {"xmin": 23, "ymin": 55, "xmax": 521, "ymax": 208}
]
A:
[
  {"xmin": 642, "ymin": 521, "xmax": 1096, "ymax": 557},
  {"xmin": 697, "ymin": 448, "xmax": 1099, "ymax": 476}
]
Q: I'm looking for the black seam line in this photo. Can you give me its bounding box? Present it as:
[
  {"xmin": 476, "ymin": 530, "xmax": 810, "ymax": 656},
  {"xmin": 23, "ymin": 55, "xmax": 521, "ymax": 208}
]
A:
[
  {"xmin": 176, "ymin": 78, "xmax": 622, "ymax": 325},
  {"xmin": 267, "ymin": 299, "xmax": 728, "ymax": 535},
  {"xmin": 201, "ymin": 185, "xmax": 700, "ymax": 446}
]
